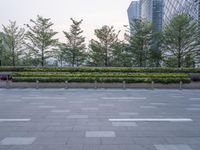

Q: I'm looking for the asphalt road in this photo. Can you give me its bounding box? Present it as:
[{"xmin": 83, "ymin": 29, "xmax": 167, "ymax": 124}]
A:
[{"xmin": 0, "ymin": 89, "xmax": 200, "ymax": 150}]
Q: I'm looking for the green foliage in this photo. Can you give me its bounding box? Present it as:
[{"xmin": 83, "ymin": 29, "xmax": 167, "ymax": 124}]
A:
[
  {"xmin": 12, "ymin": 77, "xmax": 191, "ymax": 84},
  {"xmin": 2, "ymin": 21, "xmax": 25, "ymax": 66},
  {"xmin": 162, "ymin": 14, "xmax": 199, "ymax": 68},
  {"xmin": 0, "ymin": 67, "xmax": 194, "ymax": 84},
  {"xmin": 60, "ymin": 18, "xmax": 86, "ymax": 67},
  {"xmin": 128, "ymin": 19, "xmax": 153, "ymax": 67},
  {"xmin": 25, "ymin": 15, "xmax": 58, "ymax": 67},
  {"xmin": 149, "ymin": 32, "xmax": 163, "ymax": 67},
  {"xmin": 1, "ymin": 67, "xmax": 200, "ymax": 73},
  {"xmin": 111, "ymin": 42, "xmax": 132, "ymax": 67},
  {"xmin": 13, "ymin": 72, "xmax": 189, "ymax": 78},
  {"xmin": 88, "ymin": 26, "xmax": 120, "ymax": 67}
]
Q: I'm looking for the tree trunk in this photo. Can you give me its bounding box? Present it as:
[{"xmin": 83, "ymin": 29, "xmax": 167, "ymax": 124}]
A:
[
  {"xmin": 12, "ymin": 48, "xmax": 15, "ymax": 66},
  {"xmin": 72, "ymin": 54, "xmax": 75, "ymax": 67},
  {"xmin": 178, "ymin": 55, "xmax": 181, "ymax": 68},
  {"xmin": 41, "ymin": 48, "xmax": 44, "ymax": 67},
  {"xmin": 139, "ymin": 45, "xmax": 143, "ymax": 67},
  {"xmin": 60, "ymin": 56, "xmax": 63, "ymax": 67},
  {"xmin": 105, "ymin": 42, "xmax": 108, "ymax": 67},
  {"xmin": 177, "ymin": 29, "xmax": 182, "ymax": 68}
]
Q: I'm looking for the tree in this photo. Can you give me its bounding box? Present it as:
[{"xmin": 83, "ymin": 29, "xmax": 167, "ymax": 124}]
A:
[
  {"xmin": 162, "ymin": 14, "xmax": 199, "ymax": 68},
  {"xmin": 128, "ymin": 19, "xmax": 153, "ymax": 67},
  {"xmin": 2, "ymin": 21, "xmax": 25, "ymax": 66},
  {"xmin": 88, "ymin": 25, "xmax": 120, "ymax": 67},
  {"xmin": 149, "ymin": 32, "xmax": 163, "ymax": 67},
  {"xmin": 62, "ymin": 18, "xmax": 86, "ymax": 67},
  {"xmin": 25, "ymin": 15, "xmax": 58, "ymax": 67},
  {"xmin": 111, "ymin": 42, "xmax": 132, "ymax": 67},
  {"xmin": 53, "ymin": 44, "xmax": 66, "ymax": 67},
  {"xmin": 0, "ymin": 33, "xmax": 4, "ymax": 66}
]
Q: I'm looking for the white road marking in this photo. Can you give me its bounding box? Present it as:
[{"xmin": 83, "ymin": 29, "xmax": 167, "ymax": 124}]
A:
[
  {"xmin": 0, "ymin": 119, "xmax": 31, "ymax": 122},
  {"xmin": 186, "ymin": 108, "xmax": 200, "ymax": 111},
  {"xmin": 189, "ymin": 98, "xmax": 200, "ymax": 101},
  {"xmin": 5, "ymin": 100, "xmax": 22, "ymax": 102},
  {"xmin": 109, "ymin": 118, "xmax": 193, "ymax": 122},
  {"xmin": 30, "ymin": 103, "xmax": 44, "ymax": 105},
  {"xmin": 102, "ymin": 97, "xmax": 146, "ymax": 100},
  {"xmin": 140, "ymin": 106, "xmax": 157, "ymax": 109},
  {"xmin": 150, "ymin": 103, "xmax": 167, "ymax": 106}
]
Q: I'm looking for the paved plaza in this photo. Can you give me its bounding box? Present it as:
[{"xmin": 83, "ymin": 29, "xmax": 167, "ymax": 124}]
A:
[{"xmin": 0, "ymin": 89, "xmax": 200, "ymax": 150}]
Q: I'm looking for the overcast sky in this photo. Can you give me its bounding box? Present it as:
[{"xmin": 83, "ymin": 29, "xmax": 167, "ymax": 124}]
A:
[{"xmin": 0, "ymin": 0, "xmax": 133, "ymax": 43}]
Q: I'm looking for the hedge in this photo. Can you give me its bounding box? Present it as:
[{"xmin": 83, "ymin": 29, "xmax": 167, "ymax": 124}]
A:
[
  {"xmin": 1, "ymin": 67, "xmax": 200, "ymax": 73},
  {"xmin": 13, "ymin": 73, "xmax": 189, "ymax": 78},
  {"xmin": 12, "ymin": 77, "xmax": 191, "ymax": 84}
]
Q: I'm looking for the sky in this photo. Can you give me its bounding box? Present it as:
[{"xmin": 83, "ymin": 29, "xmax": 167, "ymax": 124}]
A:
[{"xmin": 0, "ymin": 0, "xmax": 133, "ymax": 43}]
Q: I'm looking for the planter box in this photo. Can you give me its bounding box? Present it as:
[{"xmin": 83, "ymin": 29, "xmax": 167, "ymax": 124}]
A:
[{"xmin": 0, "ymin": 81, "xmax": 200, "ymax": 89}]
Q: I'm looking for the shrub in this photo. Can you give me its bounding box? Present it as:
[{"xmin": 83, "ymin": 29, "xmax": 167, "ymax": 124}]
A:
[
  {"xmin": 13, "ymin": 72, "xmax": 189, "ymax": 78},
  {"xmin": 12, "ymin": 77, "xmax": 191, "ymax": 84},
  {"xmin": 1, "ymin": 67, "xmax": 200, "ymax": 73}
]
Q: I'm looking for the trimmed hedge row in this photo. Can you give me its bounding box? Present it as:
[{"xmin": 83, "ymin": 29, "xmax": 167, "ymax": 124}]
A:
[
  {"xmin": 13, "ymin": 73, "xmax": 189, "ymax": 78},
  {"xmin": 13, "ymin": 77, "xmax": 191, "ymax": 84},
  {"xmin": 1, "ymin": 67, "xmax": 200, "ymax": 73}
]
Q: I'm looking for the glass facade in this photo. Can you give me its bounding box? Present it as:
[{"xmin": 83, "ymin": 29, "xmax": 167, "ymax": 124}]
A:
[
  {"xmin": 163, "ymin": 0, "xmax": 200, "ymax": 28},
  {"xmin": 140, "ymin": 0, "xmax": 164, "ymax": 32},
  {"xmin": 128, "ymin": 0, "xmax": 200, "ymax": 30},
  {"xmin": 127, "ymin": 1, "xmax": 140, "ymax": 26}
]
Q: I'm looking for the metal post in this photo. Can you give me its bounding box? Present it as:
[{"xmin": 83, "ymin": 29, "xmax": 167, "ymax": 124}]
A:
[
  {"xmin": 36, "ymin": 80, "xmax": 39, "ymax": 89},
  {"xmin": 6, "ymin": 76, "xmax": 9, "ymax": 89},
  {"xmin": 123, "ymin": 81, "xmax": 126, "ymax": 89},
  {"xmin": 151, "ymin": 81, "xmax": 154, "ymax": 90},
  {"xmin": 65, "ymin": 81, "xmax": 68, "ymax": 89},
  {"xmin": 94, "ymin": 80, "xmax": 97, "ymax": 89},
  {"xmin": 179, "ymin": 81, "xmax": 183, "ymax": 90}
]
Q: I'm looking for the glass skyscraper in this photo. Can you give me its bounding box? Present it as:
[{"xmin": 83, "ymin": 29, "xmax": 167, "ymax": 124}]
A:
[
  {"xmin": 127, "ymin": 1, "xmax": 140, "ymax": 26},
  {"xmin": 128, "ymin": 0, "xmax": 200, "ymax": 30},
  {"xmin": 140, "ymin": 0, "xmax": 164, "ymax": 32},
  {"xmin": 163, "ymin": 0, "xmax": 200, "ymax": 28}
]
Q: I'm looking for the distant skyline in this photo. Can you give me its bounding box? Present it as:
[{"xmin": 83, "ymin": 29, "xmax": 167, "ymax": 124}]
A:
[{"xmin": 0, "ymin": 0, "xmax": 135, "ymax": 43}]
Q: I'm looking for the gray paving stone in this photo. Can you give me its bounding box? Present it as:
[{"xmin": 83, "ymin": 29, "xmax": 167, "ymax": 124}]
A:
[
  {"xmin": 0, "ymin": 137, "xmax": 36, "ymax": 145},
  {"xmin": 0, "ymin": 145, "xmax": 11, "ymax": 150},
  {"xmin": 155, "ymin": 145, "xmax": 193, "ymax": 150},
  {"xmin": 101, "ymin": 137, "xmax": 134, "ymax": 145},
  {"xmin": 1, "ymin": 89, "xmax": 200, "ymax": 149},
  {"xmin": 83, "ymin": 145, "xmax": 120, "ymax": 150},
  {"xmin": 69, "ymin": 101, "xmax": 84, "ymax": 104},
  {"xmin": 81, "ymin": 108, "xmax": 99, "ymax": 111},
  {"xmin": 51, "ymin": 110, "xmax": 70, "ymax": 113},
  {"xmin": 133, "ymin": 137, "xmax": 167, "ymax": 144},
  {"xmin": 30, "ymin": 103, "xmax": 44, "ymax": 105},
  {"xmin": 140, "ymin": 106, "xmax": 157, "ymax": 109},
  {"xmin": 38, "ymin": 106, "xmax": 56, "ymax": 108},
  {"xmin": 119, "ymin": 145, "xmax": 156, "ymax": 150},
  {"xmin": 150, "ymin": 103, "xmax": 167, "ymax": 106},
  {"xmin": 186, "ymin": 108, "xmax": 200, "ymax": 111},
  {"xmin": 85, "ymin": 131, "xmax": 116, "ymax": 137},
  {"xmin": 189, "ymin": 98, "xmax": 200, "ymax": 101},
  {"xmin": 5, "ymin": 100, "xmax": 22, "ymax": 102},
  {"xmin": 119, "ymin": 112, "xmax": 139, "ymax": 116},
  {"xmin": 67, "ymin": 115, "xmax": 88, "ymax": 119},
  {"xmin": 99, "ymin": 104, "xmax": 114, "ymax": 107},
  {"xmin": 112, "ymin": 122, "xmax": 137, "ymax": 127}
]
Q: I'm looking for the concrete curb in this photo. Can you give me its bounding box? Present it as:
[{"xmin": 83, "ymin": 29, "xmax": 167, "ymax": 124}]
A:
[{"xmin": 0, "ymin": 81, "xmax": 200, "ymax": 89}]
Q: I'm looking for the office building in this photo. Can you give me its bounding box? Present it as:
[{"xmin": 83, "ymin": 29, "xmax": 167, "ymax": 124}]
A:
[
  {"xmin": 127, "ymin": 1, "xmax": 140, "ymax": 26},
  {"xmin": 140, "ymin": 0, "xmax": 164, "ymax": 32},
  {"xmin": 163, "ymin": 0, "xmax": 200, "ymax": 27}
]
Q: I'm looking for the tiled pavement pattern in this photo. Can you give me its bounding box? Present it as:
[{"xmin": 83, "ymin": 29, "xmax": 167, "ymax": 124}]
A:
[{"xmin": 0, "ymin": 89, "xmax": 200, "ymax": 150}]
